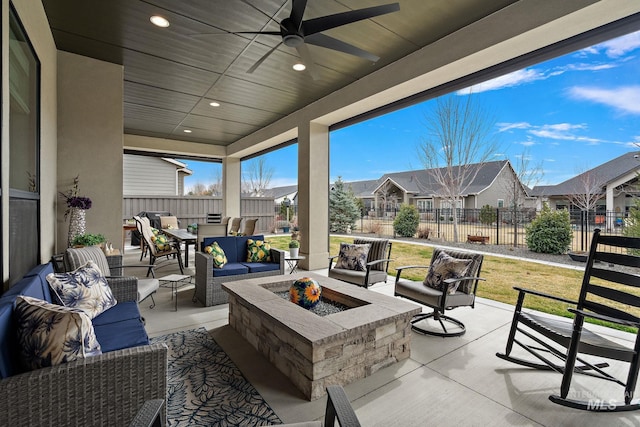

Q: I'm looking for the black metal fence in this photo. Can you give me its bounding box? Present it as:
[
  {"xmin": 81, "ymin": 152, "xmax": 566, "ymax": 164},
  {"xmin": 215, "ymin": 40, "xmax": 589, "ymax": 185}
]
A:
[{"xmin": 356, "ymin": 208, "xmax": 627, "ymax": 252}]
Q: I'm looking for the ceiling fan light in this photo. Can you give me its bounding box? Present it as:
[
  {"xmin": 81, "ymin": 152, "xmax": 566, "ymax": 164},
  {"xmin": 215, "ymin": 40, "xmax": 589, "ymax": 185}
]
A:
[
  {"xmin": 209, "ymin": 101, "xmax": 220, "ymax": 107},
  {"xmin": 183, "ymin": 129, "xmax": 192, "ymax": 133},
  {"xmin": 293, "ymin": 63, "xmax": 306, "ymax": 71},
  {"xmin": 150, "ymin": 15, "xmax": 170, "ymax": 28}
]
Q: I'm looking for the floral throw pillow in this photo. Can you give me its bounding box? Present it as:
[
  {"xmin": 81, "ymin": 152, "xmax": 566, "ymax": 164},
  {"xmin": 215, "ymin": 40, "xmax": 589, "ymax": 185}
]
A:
[
  {"xmin": 204, "ymin": 242, "xmax": 227, "ymax": 268},
  {"xmin": 246, "ymin": 239, "xmax": 272, "ymax": 262},
  {"xmin": 334, "ymin": 243, "xmax": 370, "ymax": 271},
  {"xmin": 46, "ymin": 260, "xmax": 117, "ymax": 319},
  {"xmin": 423, "ymin": 251, "xmax": 473, "ymax": 294},
  {"xmin": 14, "ymin": 295, "xmax": 102, "ymax": 371},
  {"xmin": 151, "ymin": 233, "xmax": 171, "ymax": 251}
]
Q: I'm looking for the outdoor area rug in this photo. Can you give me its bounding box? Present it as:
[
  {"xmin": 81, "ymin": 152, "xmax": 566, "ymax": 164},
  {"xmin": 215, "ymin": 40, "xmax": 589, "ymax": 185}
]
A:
[{"xmin": 151, "ymin": 327, "xmax": 282, "ymax": 426}]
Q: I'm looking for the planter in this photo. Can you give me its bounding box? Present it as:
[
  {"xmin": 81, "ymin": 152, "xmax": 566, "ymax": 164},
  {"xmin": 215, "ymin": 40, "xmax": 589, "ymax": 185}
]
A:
[
  {"xmin": 67, "ymin": 208, "xmax": 87, "ymax": 248},
  {"xmin": 568, "ymin": 251, "xmax": 588, "ymax": 262},
  {"xmin": 289, "ymin": 247, "xmax": 299, "ymax": 258},
  {"xmin": 281, "ymin": 226, "xmax": 290, "ymax": 233}
]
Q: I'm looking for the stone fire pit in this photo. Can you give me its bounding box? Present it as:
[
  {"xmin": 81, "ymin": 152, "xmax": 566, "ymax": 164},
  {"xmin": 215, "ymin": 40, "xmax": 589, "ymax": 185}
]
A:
[{"xmin": 223, "ymin": 272, "xmax": 421, "ymax": 400}]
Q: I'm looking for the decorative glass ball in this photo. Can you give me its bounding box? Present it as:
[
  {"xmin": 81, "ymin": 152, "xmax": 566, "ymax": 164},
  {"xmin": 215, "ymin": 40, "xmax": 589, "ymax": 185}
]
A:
[{"xmin": 289, "ymin": 277, "xmax": 322, "ymax": 309}]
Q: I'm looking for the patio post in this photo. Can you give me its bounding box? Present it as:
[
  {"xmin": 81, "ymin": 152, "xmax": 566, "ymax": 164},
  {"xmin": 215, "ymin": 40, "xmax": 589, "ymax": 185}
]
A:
[
  {"xmin": 223, "ymin": 157, "xmax": 241, "ymax": 218},
  {"xmin": 297, "ymin": 121, "xmax": 330, "ymax": 270}
]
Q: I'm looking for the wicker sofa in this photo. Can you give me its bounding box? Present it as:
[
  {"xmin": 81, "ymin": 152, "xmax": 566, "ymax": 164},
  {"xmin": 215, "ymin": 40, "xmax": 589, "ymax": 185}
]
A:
[
  {"xmin": 0, "ymin": 262, "xmax": 167, "ymax": 426},
  {"xmin": 195, "ymin": 234, "xmax": 284, "ymax": 306}
]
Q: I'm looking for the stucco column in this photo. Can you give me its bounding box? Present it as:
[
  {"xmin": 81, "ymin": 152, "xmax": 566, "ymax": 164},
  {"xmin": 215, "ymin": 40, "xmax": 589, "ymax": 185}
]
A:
[
  {"xmin": 298, "ymin": 121, "xmax": 329, "ymax": 270},
  {"xmin": 223, "ymin": 157, "xmax": 241, "ymax": 218},
  {"xmin": 606, "ymin": 184, "xmax": 614, "ymax": 231}
]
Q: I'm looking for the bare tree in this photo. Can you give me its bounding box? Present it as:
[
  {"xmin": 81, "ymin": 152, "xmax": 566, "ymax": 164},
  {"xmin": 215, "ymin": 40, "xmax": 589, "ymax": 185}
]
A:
[
  {"xmin": 565, "ymin": 169, "xmax": 607, "ymax": 227},
  {"xmin": 503, "ymin": 150, "xmax": 544, "ymax": 246},
  {"xmin": 243, "ymin": 158, "xmax": 273, "ymax": 196},
  {"xmin": 188, "ymin": 182, "xmax": 209, "ymax": 196},
  {"xmin": 418, "ymin": 94, "xmax": 500, "ymax": 242},
  {"xmin": 208, "ymin": 169, "xmax": 223, "ymax": 196}
]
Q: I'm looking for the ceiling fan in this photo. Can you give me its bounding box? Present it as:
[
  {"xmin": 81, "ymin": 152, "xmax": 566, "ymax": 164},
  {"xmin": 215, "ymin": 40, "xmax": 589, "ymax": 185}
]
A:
[{"xmin": 236, "ymin": 0, "xmax": 400, "ymax": 79}]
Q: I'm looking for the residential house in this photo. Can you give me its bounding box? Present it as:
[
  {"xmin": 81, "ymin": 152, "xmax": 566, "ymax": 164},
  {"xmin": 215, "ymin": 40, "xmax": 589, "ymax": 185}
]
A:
[
  {"xmin": 123, "ymin": 155, "xmax": 193, "ymax": 196},
  {"xmin": 530, "ymin": 151, "xmax": 640, "ymax": 230},
  {"xmin": 371, "ymin": 160, "xmax": 532, "ymax": 216}
]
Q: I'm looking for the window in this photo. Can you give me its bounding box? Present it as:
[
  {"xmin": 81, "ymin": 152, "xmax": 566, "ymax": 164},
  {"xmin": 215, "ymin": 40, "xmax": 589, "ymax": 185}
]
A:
[
  {"xmin": 417, "ymin": 199, "xmax": 433, "ymax": 212},
  {"xmin": 497, "ymin": 199, "xmax": 504, "ymax": 208},
  {"xmin": 8, "ymin": 6, "xmax": 41, "ymax": 287}
]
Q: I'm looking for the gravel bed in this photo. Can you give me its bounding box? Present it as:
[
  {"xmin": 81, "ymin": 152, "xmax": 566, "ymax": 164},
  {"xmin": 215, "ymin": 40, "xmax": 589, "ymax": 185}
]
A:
[
  {"xmin": 350, "ymin": 233, "xmax": 589, "ymax": 268},
  {"xmin": 275, "ymin": 291, "xmax": 349, "ymax": 316}
]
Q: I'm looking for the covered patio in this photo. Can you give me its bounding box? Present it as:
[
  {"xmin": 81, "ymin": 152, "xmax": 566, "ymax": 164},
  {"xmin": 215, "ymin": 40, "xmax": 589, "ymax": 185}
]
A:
[{"xmin": 133, "ymin": 245, "xmax": 638, "ymax": 426}]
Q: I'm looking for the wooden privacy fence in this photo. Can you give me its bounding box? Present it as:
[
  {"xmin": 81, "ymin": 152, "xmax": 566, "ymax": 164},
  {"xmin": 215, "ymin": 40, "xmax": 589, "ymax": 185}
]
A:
[{"xmin": 123, "ymin": 196, "xmax": 277, "ymax": 233}]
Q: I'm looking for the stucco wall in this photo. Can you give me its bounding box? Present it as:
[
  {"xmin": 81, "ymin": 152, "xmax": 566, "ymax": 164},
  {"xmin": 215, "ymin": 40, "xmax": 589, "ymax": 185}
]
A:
[{"xmin": 56, "ymin": 51, "xmax": 123, "ymax": 252}]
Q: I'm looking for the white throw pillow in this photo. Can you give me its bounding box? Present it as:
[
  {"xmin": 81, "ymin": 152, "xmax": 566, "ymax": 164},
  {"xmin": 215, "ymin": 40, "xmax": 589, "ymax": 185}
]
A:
[{"xmin": 46, "ymin": 260, "xmax": 117, "ymax": 319}]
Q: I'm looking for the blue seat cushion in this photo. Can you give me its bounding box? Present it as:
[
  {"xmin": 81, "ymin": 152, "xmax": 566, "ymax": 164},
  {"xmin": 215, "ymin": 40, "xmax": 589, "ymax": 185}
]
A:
[
  {"xmin": 92, "ymin": 301, "xmax": 141, "ymax": 327},
  {"xmin": 203, "ymin": 236, "xmax": 238, "ymax": 263},
  {"xmin": 242, "ymin": 262, "xmax": 279, "ymax": 274},
  {"xmin": 211, "ymin": 262, "xmax": 249, "ymax": 277},
  {"xmin": 94, "ymin": 317, "xmax": 149, "ymax": 352},
  {"xmin": 0, "ymin": 302, "xmax": 18, "ymax": 379}
]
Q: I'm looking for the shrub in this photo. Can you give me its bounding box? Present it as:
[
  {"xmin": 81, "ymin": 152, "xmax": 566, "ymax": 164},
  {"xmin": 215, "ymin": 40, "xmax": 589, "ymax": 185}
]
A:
[
  {"xmin": 393, "ymin": 204, "xmax": 420, "ymax": 238},
  {"xmin": 479, "ymin": 204, "xmax": 497, "ymax": 225},
  {"xmin": 525, "ymin": 204, "xmax": 572, "ymax": 254},
  {"xmin": 72, "ymin": 233, "xmax": 106, "ymax": 247},
  {"xmin": 417, "ymin": 225, "xmax": 430, "ymax": 239},
  {"xmin": 365, "ymin": 221, "xmax": 383, "ymax": 235}
]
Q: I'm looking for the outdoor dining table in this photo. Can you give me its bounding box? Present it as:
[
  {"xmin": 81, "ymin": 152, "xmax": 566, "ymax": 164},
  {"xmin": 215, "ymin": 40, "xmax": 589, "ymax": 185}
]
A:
[{"xmin": 161, "ymin": 228, "xmax": 197, "ymax": 268}]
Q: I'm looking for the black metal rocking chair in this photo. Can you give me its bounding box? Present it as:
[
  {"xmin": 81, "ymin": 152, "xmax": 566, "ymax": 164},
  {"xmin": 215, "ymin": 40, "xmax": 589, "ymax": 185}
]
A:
[{"xmin": 496, "ymin": 229, "xmax": 640, "ymax": 412}]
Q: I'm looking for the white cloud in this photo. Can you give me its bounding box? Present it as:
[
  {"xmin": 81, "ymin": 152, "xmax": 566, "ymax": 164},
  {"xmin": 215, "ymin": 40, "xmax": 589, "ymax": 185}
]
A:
[
  {"xmin": 496, "ymin": 122, "xmax": 531, "ymax": 132},
  {"xmin": 519, "ymin": 140, "xmax": 536, "ymax": 146},
  {"xmin": 568, "ymin": 85, "xmax": 640, "ymax": 114},
  {"xmin": 458, "ymin": 69, "xmax": 546, "ymax": 94},
  {"xmin": 545, "ymin": 158, "xmax": 556, "ymax": 162},
  {"xmin": 598, "ymin": 31, "xmax": 640, "ymax": 58}
]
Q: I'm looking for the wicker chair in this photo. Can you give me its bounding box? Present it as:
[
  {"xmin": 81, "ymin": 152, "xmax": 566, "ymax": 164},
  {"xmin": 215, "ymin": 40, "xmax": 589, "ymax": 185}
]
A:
[
  {"xmin": 64, "ymin": 245, "xmax": 160, "ymax": 308},
  {"xmin": 0, "ymin": 263, "xmax": 168, "ymax": 426}
]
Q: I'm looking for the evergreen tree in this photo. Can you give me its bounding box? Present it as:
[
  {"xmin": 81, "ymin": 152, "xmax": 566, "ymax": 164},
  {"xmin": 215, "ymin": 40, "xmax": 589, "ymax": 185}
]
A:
[{"xmin": 329, "ymin": 177, "xmax": 360, "ymax": 233}]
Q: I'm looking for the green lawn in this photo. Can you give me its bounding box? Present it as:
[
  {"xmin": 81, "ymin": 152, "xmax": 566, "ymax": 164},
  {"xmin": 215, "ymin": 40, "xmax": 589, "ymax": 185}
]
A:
[{"xmin": 267, "ymin": 235, "xmax": 638, "ymax": 332}]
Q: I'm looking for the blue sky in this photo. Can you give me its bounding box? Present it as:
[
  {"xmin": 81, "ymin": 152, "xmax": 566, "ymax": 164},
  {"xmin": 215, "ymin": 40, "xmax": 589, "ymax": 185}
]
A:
[{"xmin": 182, "ymin": 29, "xmax": 640, "ymax": 191}]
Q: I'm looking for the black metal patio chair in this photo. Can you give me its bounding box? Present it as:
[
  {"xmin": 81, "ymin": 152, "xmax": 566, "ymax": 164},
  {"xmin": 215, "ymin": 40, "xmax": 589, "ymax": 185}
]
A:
[{"xmin": 496, "ymin": 228, "xmax": 640, "ymax": 411}]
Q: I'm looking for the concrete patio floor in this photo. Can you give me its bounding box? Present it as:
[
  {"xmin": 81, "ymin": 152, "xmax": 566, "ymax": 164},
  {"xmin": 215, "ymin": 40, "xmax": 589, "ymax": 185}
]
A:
[{"xmin": 123, "ymin": 243, "xmax": 640, "ymax": 426}]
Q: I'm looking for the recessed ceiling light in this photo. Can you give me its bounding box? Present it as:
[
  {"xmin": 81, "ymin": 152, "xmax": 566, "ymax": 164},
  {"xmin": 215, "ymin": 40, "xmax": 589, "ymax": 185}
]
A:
[
  {"xmin": 183, "ymin": 129, "xmax": 192, "ymax": 133},
  {"xmin": 209, "ymin": 101, "xmax": 220, "ymax": 107},
  {"xmin": 293, "ymin": 63, "xmax": 306, "ymax": 71},
  {"xmin": 150, "ymin": 15, "xmax": 170, "ymax": 28}
]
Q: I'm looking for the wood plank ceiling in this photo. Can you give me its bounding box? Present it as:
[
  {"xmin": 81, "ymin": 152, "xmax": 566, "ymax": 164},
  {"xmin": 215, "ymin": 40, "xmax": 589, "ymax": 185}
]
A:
[{"xmin": 42, "ymin": 0, "xmax": 517, "ymax": 147}]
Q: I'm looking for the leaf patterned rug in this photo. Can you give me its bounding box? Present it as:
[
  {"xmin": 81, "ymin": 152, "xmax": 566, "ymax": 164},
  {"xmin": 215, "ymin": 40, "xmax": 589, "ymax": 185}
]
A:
[{"xmin": 151, "ymin": 328, "xmax": 282, "ymax": 426}]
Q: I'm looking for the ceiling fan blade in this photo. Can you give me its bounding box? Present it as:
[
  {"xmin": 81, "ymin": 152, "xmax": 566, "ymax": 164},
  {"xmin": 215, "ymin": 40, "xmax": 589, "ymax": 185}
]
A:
[
  {"xmin": 290, "ymin": 0, "xmax": 308, "ymax": 31},
  {"xmin": 295, "ymin": 44, "xmax": 320, "ymax": 81},
  {"xmin": 189, "ymin": 31, "xmax": 281, "ymax": 37},
  {"xmin": 247, "ymin": 41, "xmax": 283, "ymax": 74},
  {"xmin": 305, "ymin": 33, "xmax": 379, "ymax": 62},
  {"xmin": 303, "ymin": 3, "xmax": 400, "ymax": 36}
]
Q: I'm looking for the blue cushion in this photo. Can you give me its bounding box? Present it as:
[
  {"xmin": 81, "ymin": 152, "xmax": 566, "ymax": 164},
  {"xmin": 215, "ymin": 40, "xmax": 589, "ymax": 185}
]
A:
[
  {"xmin": 242, "ymin": 262, "xmax": 280, "ymax": 273},
  {"xmin": 210, "ymin": 262, "xmax": 249, "ymax": 277},
  {"xmin": 94, "ymin": 317, "xmax": 149, "ymax": 352},
  {"xmin": 23, "ymin": 263, "xmax": 55, "ymax": 303},
  {"xmin": 92, "ymin": 301, "xmax": 141, "ymax": 326},
  {"xmin": 203, "ymin": 236, "xmax": 238, "ymax": 263},
  {"xmin": 0, "ymin": 302, "xmax": 18, "ymax": 379}
]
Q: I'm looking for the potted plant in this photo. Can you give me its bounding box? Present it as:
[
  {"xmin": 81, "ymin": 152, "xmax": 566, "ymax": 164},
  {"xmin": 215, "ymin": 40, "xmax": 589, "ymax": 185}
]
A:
[
  {"xmin": 288, "ymin": 239, "xmax": 300, "ymax": 258},
  {"xmin": 72, "ymin": 233, "xmax": 107, "ymax": 248},
  {"xmin": 275, "ymin": 220, "xmax": 290, "ymax": 233}
]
